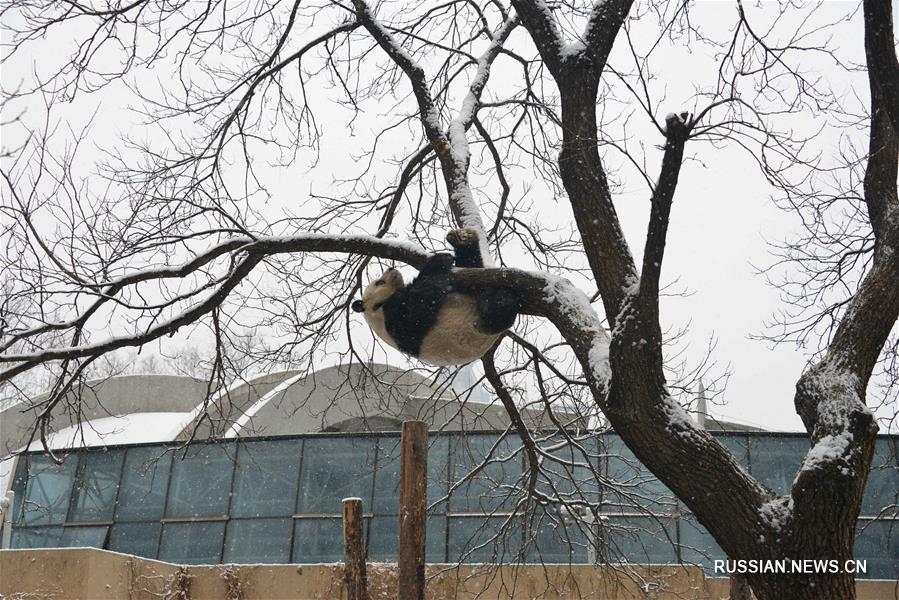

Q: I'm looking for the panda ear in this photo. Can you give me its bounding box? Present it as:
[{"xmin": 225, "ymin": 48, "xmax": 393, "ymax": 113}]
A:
[
  {"xmin": 351, "ymin": 300, "xmax": 365, "ymax": 313},
  {"xmin": 384, "ymin": 269, "xmax": 404, "ymax": 287}
]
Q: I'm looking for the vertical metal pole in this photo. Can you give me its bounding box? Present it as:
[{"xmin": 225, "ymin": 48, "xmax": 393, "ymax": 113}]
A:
[
  {"xmin": 342, "ymin": 497, "xmax": 368, "ymax": 600},
  {"xmin": 398, "ymin": 421, "xmax": 428, "ymax": 600},
  {"xmin": 0, "ymin": 490, "xmax": 13, "ymax": 549}
]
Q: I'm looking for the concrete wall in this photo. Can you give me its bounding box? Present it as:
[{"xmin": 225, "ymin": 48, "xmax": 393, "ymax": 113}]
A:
[{"xmin": 1, "ymin": 549, "xmax": 895, "ymax": 600}]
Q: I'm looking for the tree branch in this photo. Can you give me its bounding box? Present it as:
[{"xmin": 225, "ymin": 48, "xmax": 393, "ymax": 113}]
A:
[
  {"xmin": 861, "ymin": 3, "xmax": 899, "ymax": 245},
  {"xmin": 350, "ymin": 0, "xmax": 445, "ymax": 143},
  {"xmin": 473, "ymin": 116, "xmax": 512, "ymax": 241},
  {"xmin": 639, "ymin": 112, "xmax": 692, "ymax": 311},
  {"xmin": 863, "ymin": 0, "xmax": 899, "ymax": 137},
  {"xmin": 784, "ymin": 0, "xmax": 898, "ymax": 577},
  {"xmin": 582, "ymin": 0, "xmax": 634, "ymax": 72},
  {"xmin": 507, "ymin": 0, "xmax": 564, "ymax": 76},
  {"xmin": 351, "ymin": 0, "xmax": 516, "ymax": 255},
  {"xmin": 0, "ymin": 235, "xmax": 429, "ymax": 381},
  {"xmin": 482, "ymin": 346, "xmax": 542, "ymax": 498},
  {"xmin": 512, "ymin": 0, "xmax": 637, "ymax": 322}
]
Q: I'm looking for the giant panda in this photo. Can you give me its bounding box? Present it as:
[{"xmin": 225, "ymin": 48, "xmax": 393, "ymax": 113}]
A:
[{"xmin": 351, "ymin": 228, "xmax": 519, "ymax": 366}]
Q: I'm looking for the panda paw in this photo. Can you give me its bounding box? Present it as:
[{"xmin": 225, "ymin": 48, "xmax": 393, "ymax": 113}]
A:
[{"xmin": 446, "ymin": 227, "xmax": 480, "ymax": 248}]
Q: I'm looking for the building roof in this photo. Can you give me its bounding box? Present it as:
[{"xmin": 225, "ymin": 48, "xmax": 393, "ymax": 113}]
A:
[{"xmin": 0, "ymin": 364, "xmax": 579, "ymax": 455}]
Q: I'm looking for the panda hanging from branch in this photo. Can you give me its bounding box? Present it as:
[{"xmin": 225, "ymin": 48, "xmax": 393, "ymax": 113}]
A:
[{"xmin": 352, "ymin": 228, "xmax": 520, "ymax": 366}]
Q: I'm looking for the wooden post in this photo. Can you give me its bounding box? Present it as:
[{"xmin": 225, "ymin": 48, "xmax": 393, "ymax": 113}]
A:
[
  {"xmin": 398, "ymin": 420, "xmax": 428, "ymax": 600},
  {"xmin": 342, "ymin": 497, "xmax": 368, "ymax": 600}
]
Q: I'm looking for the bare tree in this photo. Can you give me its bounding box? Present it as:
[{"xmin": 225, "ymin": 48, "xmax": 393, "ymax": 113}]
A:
[{"xmin": 1, "ymin": 1, "xmax": 896, "ymax": 598}]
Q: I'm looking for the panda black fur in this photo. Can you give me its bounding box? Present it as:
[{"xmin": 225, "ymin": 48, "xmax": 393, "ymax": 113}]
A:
[{"xmin": 351, "ymin": 228, "xmax": 519, "ymax": 366}]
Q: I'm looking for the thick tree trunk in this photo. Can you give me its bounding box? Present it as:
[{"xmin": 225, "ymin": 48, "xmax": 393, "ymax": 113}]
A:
[
  {"xmin": 557, "ymin": 76, "xmax": 636, "ymax": 320},
  {"xmin": 749, "ymin": 570, "xmax": 855, "ymax": 600},
  {"xmin": 729, "ymin": 574, "xmax": 754, "ymax": 600},
  {"xmin": 508, "ymin": 4, "xmax": 896, "ymax": 599}
]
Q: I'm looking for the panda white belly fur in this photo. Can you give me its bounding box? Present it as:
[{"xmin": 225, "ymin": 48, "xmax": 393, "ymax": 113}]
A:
[
  {"xmin": 365, "ymin": 292, "xmax": 498, "ymax": 366},
  {"xmin": 418, "ymin": 293, "xmax": 499, "ymax": 365}
]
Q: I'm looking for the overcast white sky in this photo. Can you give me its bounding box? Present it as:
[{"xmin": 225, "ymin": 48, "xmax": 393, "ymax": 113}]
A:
[{"xmin": 2, "ymin": 1, "xmax": 896, "ymax": 432}]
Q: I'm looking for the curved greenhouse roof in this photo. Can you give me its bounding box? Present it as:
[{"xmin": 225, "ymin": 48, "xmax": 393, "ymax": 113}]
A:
[
  {"xmin": 0, "ymin": 364, "xmax": 568, "ymax": 456},
  {"xmin": 1, "ymin": 373, "xmax": 208, "ymax": 455}
]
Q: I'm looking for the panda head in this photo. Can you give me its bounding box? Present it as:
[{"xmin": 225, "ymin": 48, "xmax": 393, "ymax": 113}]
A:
[{"xmin": 351, "ymin": 268, "xmax": 404, "ymax": 316}]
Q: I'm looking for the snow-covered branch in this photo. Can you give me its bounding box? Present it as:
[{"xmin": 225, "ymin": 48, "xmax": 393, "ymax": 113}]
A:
[
  {"xmin": 581, "ymin": 0, "xmax": 633, "ymax": 70},
  {"xmin": 352, "ymin": 0, "xmax": 518, "ymax": 259},
  {"xmin": 351, "ymin": 0, "xmax": 445, "ymax": 142},
  {"xmin": 0, "ymin": 234, "xmax": 429, "ymax": 382},
  {"xmin": 443, "ymin": 13, "xmax": 519, "ymax": 261},
  {"xmin": 508, "ymin": 0, "xmax": 565, "ymax": 75}
]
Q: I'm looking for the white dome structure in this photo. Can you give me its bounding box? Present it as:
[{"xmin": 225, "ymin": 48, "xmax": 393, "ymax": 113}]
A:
[{"xmin": 0, "ymin": 364, "xmax": 569, "ymax": 456}]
